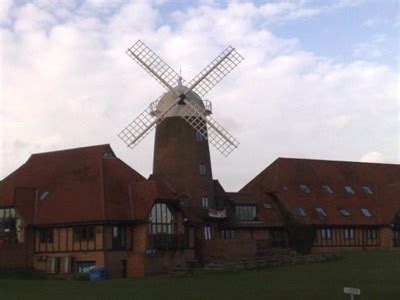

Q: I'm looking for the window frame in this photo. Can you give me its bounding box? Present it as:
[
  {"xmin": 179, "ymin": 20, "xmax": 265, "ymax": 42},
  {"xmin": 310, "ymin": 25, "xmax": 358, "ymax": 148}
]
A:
[
  {"xmin": 322, "ymin": 185, "xmax": 333, "ymax": 194},
  {"xmin": 344, "ymin": 186, "xmax": 355, "ymax": 195},
  {"xmin": 338, "ymin": 208, "xmax": 351, "ymax": 217},
  {"xmin": 204, "ymin": 225, "xmax": 212, "ymax": 240},
  {"xmin": 235, "ymin": 205, "xmax": 257, "ymax": 221},
  {"xmin": 315, "ymin": 207, "xmax": 327, "ymax": 218},
  {"xmin": 320, "ymin": 228, "xmax": 332, "ymax": 240},
  {"xmin": 39, "ymin": 228, "xmax": 53, "ymax": 243},
  {"xmin": 344, "ymin": 228, "xmax": 355, "ymax": 240},
  {"xmin": 198, "ymin": 164, "xmax": 207, "ymax": 176},
  {"xmin": 362, "ymin": 186, "xmax": 373, "ymax": 195},
  {"xmin": 201, "ymin": 196, "xmax": 209, "ymax": 209},
  {"xmin": 299, "ymin": 185, "xmax": 311, "ymax": 194},
  {"xmin": 295, "ymin": 207, "xmax": 306, "ymax": 217},
  {"xmin": 361, "ymin": 208, "xmax": 372, "ymax": 217}
]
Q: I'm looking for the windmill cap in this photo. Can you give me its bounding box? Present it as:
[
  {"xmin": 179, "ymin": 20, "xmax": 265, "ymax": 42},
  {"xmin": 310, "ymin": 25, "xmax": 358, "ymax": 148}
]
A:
[{"xmin": 155, "ymin": 85, "xmax": 208, "ymax": 118}]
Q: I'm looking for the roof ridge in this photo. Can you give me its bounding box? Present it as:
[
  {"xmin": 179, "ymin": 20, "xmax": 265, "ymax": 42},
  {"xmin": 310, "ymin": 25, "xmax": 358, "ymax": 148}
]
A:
[
  {"xmin": 277, "ymin": 157, "xmax": 399, "ymax": 166},
  {"xmin": 30, "ymin": 144, "xmax": 110, "ymax": 156}
]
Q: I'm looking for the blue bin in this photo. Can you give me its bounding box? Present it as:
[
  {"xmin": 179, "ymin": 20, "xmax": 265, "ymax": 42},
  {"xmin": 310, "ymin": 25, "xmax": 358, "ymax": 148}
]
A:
[{"xmin": 89, "ymin": 267, "xmax": 108, "ymax": 281}]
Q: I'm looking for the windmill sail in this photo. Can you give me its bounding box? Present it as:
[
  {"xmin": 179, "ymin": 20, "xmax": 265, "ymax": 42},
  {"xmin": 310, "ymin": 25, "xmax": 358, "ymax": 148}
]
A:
[
  {"xmin": 188, "ymin": 46, "xmax": 244, "ymax": 97},
  {"xmin": 126, "ymin": 40, "xmax": 182, "ymax": 90}
]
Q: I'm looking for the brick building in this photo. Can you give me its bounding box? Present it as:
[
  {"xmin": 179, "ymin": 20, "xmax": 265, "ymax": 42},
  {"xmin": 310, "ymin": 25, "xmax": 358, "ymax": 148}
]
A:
[{"xmin": 1, "ymin": 146, "xmax": 399, "ymax": 278}]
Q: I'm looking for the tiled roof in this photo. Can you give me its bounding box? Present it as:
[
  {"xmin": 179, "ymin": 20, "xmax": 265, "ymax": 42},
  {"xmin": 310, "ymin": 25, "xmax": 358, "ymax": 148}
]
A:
[
  {"xmin": 240, "ymin": 158, "xmax": 400, "ymax": 226},
  {"xmin": 0, "ymin": 144, "xmax": 145, "ymax": 224}
]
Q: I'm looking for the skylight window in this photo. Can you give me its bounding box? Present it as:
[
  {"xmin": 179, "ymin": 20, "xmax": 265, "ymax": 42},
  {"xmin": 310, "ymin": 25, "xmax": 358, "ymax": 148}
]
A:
[
  {"xmin": 40, "ymin": 191, "xmax": 49, "ymax": 200},
  {"xmin": 362, "ymin": 186, "xmax": 373, "ymax": 195},
  {"xmin": 322, "ymin": 185, "xmax": 333, "ymax": 194},
  {"xmin": 299, "ymin": 185, "xmax": 311, "ymax": 193},
  {"xmin": 361, "ymin": 208, "xmax": 372, "ymax": 217},
  {"xmin": 338, "ymin": 208, "xmax": 350, "ymax": 217},
  {"xmin": 344, "ymin": 186, "xmax": 355, "ymax": 195},
  {"xmin": 295, "ymin": 207, "xmax": 306, "ymax": 217},
  {"xmin": 315, "ymin": 207, "xmax": 327, "ymax": 217}
]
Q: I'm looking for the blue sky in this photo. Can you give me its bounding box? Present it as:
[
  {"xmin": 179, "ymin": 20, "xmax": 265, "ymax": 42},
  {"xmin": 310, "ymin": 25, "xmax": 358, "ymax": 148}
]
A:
[{"xmin": 1, "ymin": 0, "xmax": 399, "ymax": 190}]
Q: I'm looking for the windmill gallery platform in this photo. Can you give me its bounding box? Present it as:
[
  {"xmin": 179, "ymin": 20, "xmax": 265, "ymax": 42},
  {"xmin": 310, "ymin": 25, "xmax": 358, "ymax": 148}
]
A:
[{"xmin": 1, "ymin": 41, "xmax": 399, "ymax": 278}]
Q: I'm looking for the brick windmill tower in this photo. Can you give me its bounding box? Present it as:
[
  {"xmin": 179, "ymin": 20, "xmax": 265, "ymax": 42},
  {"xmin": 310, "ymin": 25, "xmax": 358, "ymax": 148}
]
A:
[{"xmin": 118, "ymin": 40, "xmax": 243, "ymax": 209}]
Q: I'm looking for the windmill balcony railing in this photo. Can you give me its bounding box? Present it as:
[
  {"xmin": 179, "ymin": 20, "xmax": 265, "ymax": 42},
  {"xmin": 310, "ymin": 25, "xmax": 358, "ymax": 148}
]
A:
[{"xmin": 150, "ymin": 99, "xmax": 212, "ymax": 116}]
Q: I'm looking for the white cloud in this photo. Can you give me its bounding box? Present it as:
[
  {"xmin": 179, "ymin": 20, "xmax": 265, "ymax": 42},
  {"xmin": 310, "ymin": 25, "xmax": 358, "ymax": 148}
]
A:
[
  {"xmin": 360, "ymin": 152, "xmax": 393, "ymax": 164},
  {"xmin": 1, "ymin": 1, "xmax": 398, "ymax": 191}
]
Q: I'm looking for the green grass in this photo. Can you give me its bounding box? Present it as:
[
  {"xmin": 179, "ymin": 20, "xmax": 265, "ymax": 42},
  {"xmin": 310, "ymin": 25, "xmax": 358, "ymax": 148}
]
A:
[{"xmin": 0, "ymin": 251, "xmax": 399, "ymax": 300}]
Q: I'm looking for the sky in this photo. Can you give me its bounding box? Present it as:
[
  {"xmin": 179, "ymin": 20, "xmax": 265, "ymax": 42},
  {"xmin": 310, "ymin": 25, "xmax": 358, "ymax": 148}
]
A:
[{"xmin": 1, "ymin": 0, "xmax": 399, "ymax": 191}]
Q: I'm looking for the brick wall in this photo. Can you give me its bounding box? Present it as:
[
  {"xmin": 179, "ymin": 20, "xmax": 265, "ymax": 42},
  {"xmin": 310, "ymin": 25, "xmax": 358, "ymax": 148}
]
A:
[{"xmin": 202, "ymin": 239, "xmax": 257, "ymax": 262}]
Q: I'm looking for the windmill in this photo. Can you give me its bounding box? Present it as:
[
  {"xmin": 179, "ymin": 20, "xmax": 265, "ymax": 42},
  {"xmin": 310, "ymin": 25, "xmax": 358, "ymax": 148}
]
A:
[{"xmin": 118, "ymin": 40, "xmax": 244, "ymax": 206}]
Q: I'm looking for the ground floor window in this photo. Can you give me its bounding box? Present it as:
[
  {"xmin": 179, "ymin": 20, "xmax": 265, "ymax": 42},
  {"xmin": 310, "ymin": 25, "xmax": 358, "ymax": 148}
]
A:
[
  {"xmin": 344, "ymin": 228, "xmax": 355, "ymax": 240},
  {"xmin": 46, "ymin": 256, "xmax": 74, "ymax": 274},
  {"xmin": 220, "ymin": 229, "xmax": 235, "ymax": 239},
  {"xmin": 204, "ymin": 225, "xmax": 212, "ymax": 240},
  {"xmin": 394, "ymin": 230, "xmax": 400, "ymax": 247},
  {"xmin": 320, "ymin": 228, "xmax": 332, "ymax": 240},
  {"xmin": 39, "ymin": 228, "xmax": 53, "ymax": 243}
]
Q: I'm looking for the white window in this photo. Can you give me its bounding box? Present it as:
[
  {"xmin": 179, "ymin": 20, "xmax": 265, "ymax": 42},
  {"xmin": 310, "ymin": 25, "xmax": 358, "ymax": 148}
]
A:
[
  {"xmin": 201, "ymin": 197, "xmax": 209, "ymax": 208},
  {"xmin": 322, "ymin": 185, "xmax": 333, "ymax": 194},
  {"xmin": 40, "ymin": 191, "xmax": 49, "ymax": 200},
  {"xmin": 345, "ymin": 186, "xmax": 355, "ymax": 195},
  {"xmin": 196, "ymin": 131, "xmax": 204, "ymax": 142},
  {"xmin": 361, "ymin": 208, "xmax": 372, "ymax": 217},
  {"xmin": 344, "ymin": 228, "xmax": 354, "ymax": 240},
  {"xmin": 338, "ymin": 208, "xmax": 350, "ymax": 217},
  {"xmin": 315, "ymin": 207, "xmax": 327, "ymax": 217},
  {"xmin": 299, "ymin": 185, "xmax": 310, "ymax": 193},
  {"xmin": 235, "ymin": 205, "xmax": 257, "ymax": 221},
  {"xmin": 204, "ymin": 225, "xmax": 212, "ymax": 240},
  {"xmin": 321, "ymin": 229, "xmax": 332, "ymax": 240},
  {"xmin": 295, "ymin": 207, "xmax": 306, "ymax": 217},
  {"xmin": 362, "ymin": 186, "xmax": 373, "ymax": 195},
  {"xmin": 199, "ymin": 164, "xmax": 207, "ymax": 176}
]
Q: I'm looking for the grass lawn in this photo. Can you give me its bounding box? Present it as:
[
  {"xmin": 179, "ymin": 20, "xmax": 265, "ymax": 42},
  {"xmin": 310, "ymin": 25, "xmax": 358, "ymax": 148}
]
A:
[{"xmin": 0, "ymin": 251, "xmax": 399, "ymax": 300}]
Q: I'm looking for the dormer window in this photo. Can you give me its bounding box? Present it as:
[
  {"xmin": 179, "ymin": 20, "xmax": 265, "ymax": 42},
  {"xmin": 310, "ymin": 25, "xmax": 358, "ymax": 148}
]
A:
[
  {"xmin": 315, "ymin": 207, "xmax": 327, "ymax": 217},
  {"xmin": 361, "ymin": 208, "xmax": 372, "ymax": 217},
  {"xmin": 295, "ymin": 207, "xmax": 306, "ymax": 217},
  {"xmin": 338, "ymin": 208, "xmax": 350, "ymax": 217},
  {"xmin": 344, "ymin": 186, "xmax": 355, "ymax": 195},
  {"xmin": 322, "ymin": 185, "xmax": 333, "ymax": 194},
  {"xmin": 299, "ymin": 185, "xmax": 310, "ymax": 193},
  {"xmin": 362, "ymin": 186, "xmax": 373, "ymax": 195},
  {"xmin": 40, "ymin": 191, "xmax": 49, "ymax": 200}
]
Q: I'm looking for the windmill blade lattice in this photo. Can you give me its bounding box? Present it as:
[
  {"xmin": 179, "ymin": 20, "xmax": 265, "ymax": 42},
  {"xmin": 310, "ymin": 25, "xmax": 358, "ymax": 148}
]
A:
[
  {"xmin": 118, "ymin": 97, "xmax": 179, "ymax": 148},
  {"xmin": 188, "ymin": 46, "xmax": 244, "ymax": 97},
  {"xmin": 179, "ymin": 99, "xmax": 239, "ymax": 157},
  {"xmin": 126, "ymin": 40, "xmax": 182, "ymax": 90}
]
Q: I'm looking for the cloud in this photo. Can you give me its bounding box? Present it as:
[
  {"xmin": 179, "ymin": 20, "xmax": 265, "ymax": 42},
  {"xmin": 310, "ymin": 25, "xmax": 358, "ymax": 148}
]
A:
[
  {"xmin": 360, "ymin": 152, "xmax": 394, "ymax": 164},
  {"xmin": 1, "ymin": 1, "xmax": 398, "ymax": 191}
]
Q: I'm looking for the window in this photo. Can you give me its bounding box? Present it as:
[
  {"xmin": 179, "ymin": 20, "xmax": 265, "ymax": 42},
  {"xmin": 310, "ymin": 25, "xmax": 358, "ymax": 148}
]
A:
[
  {"xmin": 282, "ymin": 186, "xmax": 288, "ymax": 191},
  {"xmin": 40, "ymin": 191, "xmax": 49, "ymax": 200},
  {"xmin": 338, "ymin": 208, "xmax": 351, "ymax": 217},
  {"xmin": 235, "ymin": 205, "xmax": 257, "ymax": 221},
  {"xmin": 198, "ymin": 164, "xmax": 207, "ymax": 176},
  {"xmin": 111, "ymin": 226, "xmax": 127, "ymax": 250},
  {"xmin": 315, "ymin": 207, "xmax": 327, "ymax": 218},
  {"xmin": 299, "ymin": 185, "xmax": 310, "ymax": 193},
  {"xmin": 322, "ymin": 185, "xmax": 333, "ymax": 194},
  {"xmin": 149, "ymin": 203, "xmax": 175, "ymax": 235},
  {"xmin": 320, "ymin": 229, "xmax": 332, "ymax": 240},
  {"xmin": 204, "ymin": 225, "xmax": 212, "ymax": 240},
  {"xmin": 344, "ymin": 228, "xmax": 354, "ymax": 240},
  {"xmin": 367, "ymin": 229, "xmax": 377, "ymax": 239},
  {"xmin": 361, "ymin": 208, "xmax": 372, "ymax": 217},
  {"xmin": 196, "ymin": 131, "xmax": 204, "ymax": 142},
  {"xmin": 362, "ymin": 186, "xmax": 373, "ymax": 195},
  {"xmin": 295, "ymin": 207, "xmax": 306, "ymax": 217},
  {"xmin": 73, "ymin": 226, "xmax": 95, "ymax": 242},
  {"xmin": 39, "ymin": 228, "xmax": 53, "ymax": 243},
  {"xmin": 345, "ymin": 186, "xmax": 355, "ymax": 195},
  {"xmin": 220, "ymin": 229, "xmax": 235, "ymax": 239},
  {"xmin": 201, "ymin": 197, "xmax": 209, "ymax": 209},
  {"xmin": 0, "ymin": 208, "xmax": 18, "ymax": 246}
]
